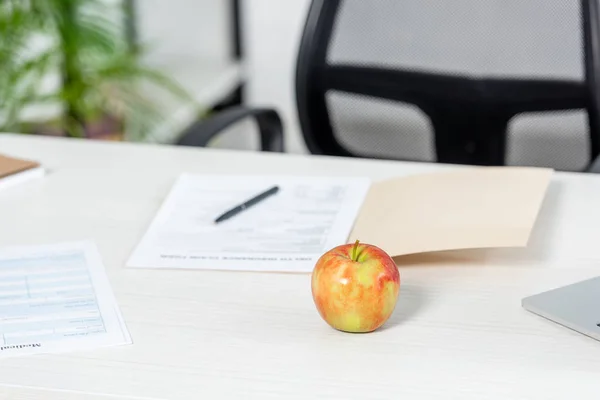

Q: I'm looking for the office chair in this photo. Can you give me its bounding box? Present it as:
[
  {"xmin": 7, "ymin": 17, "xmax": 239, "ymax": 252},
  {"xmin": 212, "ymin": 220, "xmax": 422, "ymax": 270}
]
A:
[
  {"xmin": 177, "ymin": 107, "xmax": 285, "ymax": 152},
  {"xmin": 179, "ymin": 0, "xmax": 600, "ymax": 172},
  {"xmin": 295, "ymin": 0, "xmax": 600, "ymax": 171}
]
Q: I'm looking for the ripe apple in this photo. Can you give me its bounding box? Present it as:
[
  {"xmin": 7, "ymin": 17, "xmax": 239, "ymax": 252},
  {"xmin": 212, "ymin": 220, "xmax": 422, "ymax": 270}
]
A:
[{"xmin": 311, "ymin": 240, "xmax": 400, "ymax": 333}]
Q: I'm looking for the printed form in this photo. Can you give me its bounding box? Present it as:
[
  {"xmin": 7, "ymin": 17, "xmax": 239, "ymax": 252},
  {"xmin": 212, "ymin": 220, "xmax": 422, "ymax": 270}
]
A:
[
  {"xmin": 0, "ymin": 241, "xmax": 131, "ymax": 358},
  {"xmin": 127, "ymin": 174, "xmax": 371, "ymax": 272}
]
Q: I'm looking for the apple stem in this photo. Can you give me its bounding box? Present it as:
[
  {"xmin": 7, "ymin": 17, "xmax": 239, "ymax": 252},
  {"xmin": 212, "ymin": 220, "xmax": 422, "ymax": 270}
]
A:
[{"xmin": 352, "ymin": 239, "xmax": 360, "ymax": 262}]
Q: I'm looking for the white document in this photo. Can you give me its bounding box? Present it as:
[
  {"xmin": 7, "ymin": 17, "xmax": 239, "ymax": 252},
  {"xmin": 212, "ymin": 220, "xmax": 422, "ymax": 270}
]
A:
[
  {"xmin": 0, "ymin": 241, "xmax": 132, "ymax": 359},
  {"xmin": 0, "ymin": 166, "xmax": 45, "ymax": 192},
  {"xmin": 127, "ymin": 174, "xmax": 371, "ymax": 272}
]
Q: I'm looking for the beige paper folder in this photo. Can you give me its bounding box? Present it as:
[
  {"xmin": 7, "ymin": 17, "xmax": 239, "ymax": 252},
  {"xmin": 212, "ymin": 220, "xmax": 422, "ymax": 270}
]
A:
[
  {"xmin": 0, "ymin": 154, "xmax": 44, "ymax": 191},
  {"xmin": 349, "ymin": 167, "xmax": 553, "ymax": 257},
  {"xmin": 0, "ymin": 154, "xmax": 40, "ymax": 179}
]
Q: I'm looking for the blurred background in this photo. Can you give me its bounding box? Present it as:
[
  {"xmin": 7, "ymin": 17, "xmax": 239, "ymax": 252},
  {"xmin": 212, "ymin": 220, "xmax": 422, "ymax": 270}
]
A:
[
  {"xmin": 2, "ymin": 0, "xmax": 597, "ymax": 172},
  {"xmin": 0, "ymin": 0, "xmax": 308, "ymax": 152}
]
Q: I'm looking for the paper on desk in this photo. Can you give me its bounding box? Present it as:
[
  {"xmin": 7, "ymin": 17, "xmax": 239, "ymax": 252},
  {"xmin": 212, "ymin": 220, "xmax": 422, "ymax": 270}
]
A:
[
  {"xmin": 0, "ymin": 154, "xmax": 45, "ymax": 192},
  {"xmin": 349, "ymin": 167, "xmax": 553, "ymax": 257},
  {"xmin": 127, "ymin": 174, "xmax": 371, "ymax": 272},
  {"xmin": 0, "ymin": 241, "xmax": 132, "ymax": 359}
]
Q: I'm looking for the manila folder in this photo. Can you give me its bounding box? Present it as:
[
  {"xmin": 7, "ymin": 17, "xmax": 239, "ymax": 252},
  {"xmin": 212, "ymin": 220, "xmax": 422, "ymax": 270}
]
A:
[{"xmin": 349, "ymin": 167, "xmax": 553, "ymax": 257}]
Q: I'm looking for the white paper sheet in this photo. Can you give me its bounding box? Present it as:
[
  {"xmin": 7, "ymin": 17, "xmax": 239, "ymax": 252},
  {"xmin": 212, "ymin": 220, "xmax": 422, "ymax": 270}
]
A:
[
  {"xmin": 0, "ymin": 241, "xmax": 132, "ymax": 358},
  {"xmin": 127, "ymin": 174, "xmax": 371, "ymax": 272},
  {"xmin": 0, "ymin": 166, "xmax": 45, "ymax": 192}
]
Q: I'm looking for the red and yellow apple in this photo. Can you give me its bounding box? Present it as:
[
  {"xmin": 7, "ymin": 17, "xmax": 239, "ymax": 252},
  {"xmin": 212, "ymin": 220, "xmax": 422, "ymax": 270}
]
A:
[{"xmin": 311, "ymin": 240, "xmax": 400, "ymax": 333}]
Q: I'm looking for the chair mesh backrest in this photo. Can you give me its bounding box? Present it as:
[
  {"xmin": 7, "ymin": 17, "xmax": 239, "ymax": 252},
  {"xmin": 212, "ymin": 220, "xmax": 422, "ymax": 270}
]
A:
[{"xmin": 324, "ymin": 0, "xmax": 589, "ymax": 171}]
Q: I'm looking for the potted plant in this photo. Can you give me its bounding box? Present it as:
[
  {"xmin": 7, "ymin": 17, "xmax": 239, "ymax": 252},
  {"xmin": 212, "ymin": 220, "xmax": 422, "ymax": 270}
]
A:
[{"xmin": 0, "ymin": 0, "xmax": 195, "ymax": 141}]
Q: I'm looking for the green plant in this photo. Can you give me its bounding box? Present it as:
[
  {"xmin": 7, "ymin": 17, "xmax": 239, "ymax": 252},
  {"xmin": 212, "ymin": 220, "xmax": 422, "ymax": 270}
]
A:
[{"xmin": 0, "ymin": 0, "xmax": 195, "ymax": 141}]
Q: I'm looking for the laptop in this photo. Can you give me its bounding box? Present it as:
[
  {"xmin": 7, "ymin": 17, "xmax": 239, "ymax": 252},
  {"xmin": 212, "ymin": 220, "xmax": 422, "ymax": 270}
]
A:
[{"xmin": 522, "ymin": 276, "xmax": 600, "ymax": 342}]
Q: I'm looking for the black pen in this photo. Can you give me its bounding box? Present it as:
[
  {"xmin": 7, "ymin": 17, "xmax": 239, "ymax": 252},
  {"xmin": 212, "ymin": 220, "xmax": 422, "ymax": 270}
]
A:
[{"xmin": 214, "ymin": 185, "xmax": 280, "ymax": 224}]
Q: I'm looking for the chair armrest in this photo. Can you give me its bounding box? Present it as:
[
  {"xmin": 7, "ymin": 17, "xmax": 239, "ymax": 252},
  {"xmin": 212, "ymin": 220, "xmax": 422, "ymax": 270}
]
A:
[{"xmin": 176, "ymin": 107, "xmax": 284, "ymax": 152}]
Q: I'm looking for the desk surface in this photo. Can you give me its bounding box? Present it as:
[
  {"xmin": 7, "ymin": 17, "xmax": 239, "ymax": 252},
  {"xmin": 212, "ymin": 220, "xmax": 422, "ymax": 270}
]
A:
[{"xmin": 0, "ymin": 134, "xmax": 599, "ymax": 399}]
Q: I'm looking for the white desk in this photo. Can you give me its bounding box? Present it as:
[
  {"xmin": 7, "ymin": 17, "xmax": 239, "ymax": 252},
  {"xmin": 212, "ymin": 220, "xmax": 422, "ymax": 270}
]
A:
[{"xmin": 0, "ymin": 134, "xmax": 599, "ymax": 399}]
